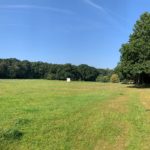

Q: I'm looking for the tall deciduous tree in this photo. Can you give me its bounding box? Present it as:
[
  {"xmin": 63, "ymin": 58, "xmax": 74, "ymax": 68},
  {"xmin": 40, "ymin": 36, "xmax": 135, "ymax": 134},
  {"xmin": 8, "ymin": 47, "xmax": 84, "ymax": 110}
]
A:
[{"xmin": 119, "ymin": 12, "xmax": 150, "ymax": 84}]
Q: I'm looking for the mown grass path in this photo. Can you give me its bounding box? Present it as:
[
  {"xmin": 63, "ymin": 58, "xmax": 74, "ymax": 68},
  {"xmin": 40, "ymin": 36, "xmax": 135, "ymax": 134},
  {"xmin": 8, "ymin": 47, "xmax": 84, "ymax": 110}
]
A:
[{"xmin": 0, "ymin": 80, "xmax": 150, "ymax": 150}]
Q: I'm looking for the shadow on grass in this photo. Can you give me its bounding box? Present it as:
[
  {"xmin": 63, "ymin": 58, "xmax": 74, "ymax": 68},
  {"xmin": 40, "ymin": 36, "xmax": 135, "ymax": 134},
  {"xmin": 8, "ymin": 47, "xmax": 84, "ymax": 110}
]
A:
[
  {"xmin": 125, "ymin": 84, "xmax": 150, "ymax": 89},
  {"xmin": 0, "ymin": 129, "xmax": 23, "ymax": 140}
]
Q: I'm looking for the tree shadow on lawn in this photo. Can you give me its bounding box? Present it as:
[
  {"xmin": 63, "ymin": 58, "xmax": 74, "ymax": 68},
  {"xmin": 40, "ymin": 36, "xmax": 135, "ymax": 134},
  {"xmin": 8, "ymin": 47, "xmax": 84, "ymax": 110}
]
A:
[{"xmin": 126, "ymin": 84, "xmax": 150, "ymax": 89}]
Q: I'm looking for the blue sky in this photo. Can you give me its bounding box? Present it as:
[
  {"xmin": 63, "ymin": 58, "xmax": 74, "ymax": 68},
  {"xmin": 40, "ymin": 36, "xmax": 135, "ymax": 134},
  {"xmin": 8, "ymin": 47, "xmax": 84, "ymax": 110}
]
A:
[{"xmin": 0, "ymin": 0, "xmax": 150, "ymax": 68}]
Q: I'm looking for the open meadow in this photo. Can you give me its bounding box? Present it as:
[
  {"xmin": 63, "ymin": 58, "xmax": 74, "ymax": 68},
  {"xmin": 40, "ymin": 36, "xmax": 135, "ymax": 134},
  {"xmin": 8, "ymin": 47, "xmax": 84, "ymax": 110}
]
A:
[{"xmin": 0, "ymin": 80, "xmax": 150, "ymax": 150}]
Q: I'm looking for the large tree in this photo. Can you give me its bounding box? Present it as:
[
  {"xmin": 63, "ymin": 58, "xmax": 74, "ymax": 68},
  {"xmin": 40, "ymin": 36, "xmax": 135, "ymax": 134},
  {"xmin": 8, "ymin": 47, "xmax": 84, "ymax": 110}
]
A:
[
  {"xmin": 119, "ymin": 12, "xmax": 150, "ymax": 84},
  {"xmin": 78, "ymin": 64, "xmax": 99, "ymax": 81}
]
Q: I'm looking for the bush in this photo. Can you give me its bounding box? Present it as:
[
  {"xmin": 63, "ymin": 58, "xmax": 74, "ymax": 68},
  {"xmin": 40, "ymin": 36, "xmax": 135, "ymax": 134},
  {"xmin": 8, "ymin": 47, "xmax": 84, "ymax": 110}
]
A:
[
  {"xmin": 96, "ymin": 75, "xmax": 110, "ymax": 83},
  {"xmin": 121, "ymin": 79, "xmax": 134, "ymax": 84},
  {"xmin": 110, "ymin": 74, "xmax": 120, "ymax": 83},
  {"xmin": 46, "ymin": 73, "xmax": 56, "ymax": 80}
]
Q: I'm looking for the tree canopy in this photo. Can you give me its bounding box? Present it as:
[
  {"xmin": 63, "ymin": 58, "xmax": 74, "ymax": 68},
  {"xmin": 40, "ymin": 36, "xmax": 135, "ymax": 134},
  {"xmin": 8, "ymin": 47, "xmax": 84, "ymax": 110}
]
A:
[
  {"xmin": 0, "ymin": 58, "xmax": 113, "ymax": 81},
  {"xmin": 118, "ymin": 12, "xmax": 150, "ymax": 84}
]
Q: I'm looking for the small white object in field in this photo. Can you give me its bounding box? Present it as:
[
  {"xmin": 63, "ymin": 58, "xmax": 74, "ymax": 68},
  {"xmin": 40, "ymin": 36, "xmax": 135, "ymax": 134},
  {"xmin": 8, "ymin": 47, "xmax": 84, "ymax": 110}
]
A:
[{"xmin": 67, "ymin": 78, "xmax": 71, "ymax": 82}]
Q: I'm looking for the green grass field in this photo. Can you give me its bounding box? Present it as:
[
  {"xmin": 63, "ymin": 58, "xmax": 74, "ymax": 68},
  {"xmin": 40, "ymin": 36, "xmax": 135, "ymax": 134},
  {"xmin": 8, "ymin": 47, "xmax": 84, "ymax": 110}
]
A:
[{"xmin": 0, "ymin": 80, "xmax": 150, "ymax": 150}]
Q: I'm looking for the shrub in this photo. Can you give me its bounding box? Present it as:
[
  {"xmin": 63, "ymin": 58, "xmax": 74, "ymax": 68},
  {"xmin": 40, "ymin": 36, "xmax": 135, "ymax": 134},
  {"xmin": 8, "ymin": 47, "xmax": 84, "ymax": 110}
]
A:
[
  {"xmin": 110, "ymin": 74, "xmax": 120, "ymax": 83},
  {"xmin": 46, "ymin": 73, "xmax": 56, "ymax": 80},
  {"xmin": 121, "ymin": 79, "xmax": 134, "ymax": 84},
  {"xmin": 96, "ymin": 75, "xmax": 110, "ymax": 83}
]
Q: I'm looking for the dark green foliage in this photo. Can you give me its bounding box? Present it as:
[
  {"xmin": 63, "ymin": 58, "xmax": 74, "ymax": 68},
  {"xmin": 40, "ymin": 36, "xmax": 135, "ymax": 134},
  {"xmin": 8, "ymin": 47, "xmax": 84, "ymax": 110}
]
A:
[
  {"xmin": 96, "ymin": 75, "xmax": 110, "ymax": 82},
  {"xmin": 46, "ymin": 73, "xmax": 56, "ymax": 80},
  {"xmin": 121, "ymin": 79, "xmax": 130, "ymax": 84},
  {"xmin": 118, "ymin": 12, "xmax": 150, "ymax": 84},
  {"xmin": 78, "ymin": 64, "xmax": 99, "ymax": 81},
  {"xmin": 55, "ymin": 64, "xmax": 81, "ymax": 80},
  {"xmin": 0, "ymin": 59, "xmax": 92, "ymax": 81},
  {"xmin": 98, "ymin": 68, "xmax": 113, "ymax": 77},
  {"xmin": 0, "ymin": 58, "xmax": 113, "ymax": 81},
  {"xmin": 96, "ymin": 68, "xmax": 113, "ymax": 82}
]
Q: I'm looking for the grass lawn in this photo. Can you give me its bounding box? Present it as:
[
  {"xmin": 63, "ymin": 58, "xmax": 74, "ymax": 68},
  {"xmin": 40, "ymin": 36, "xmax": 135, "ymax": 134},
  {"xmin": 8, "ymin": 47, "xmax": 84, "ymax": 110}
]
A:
[{"xmin": 0, "ymin": 80, "xmax": 150, "ymax": 150}]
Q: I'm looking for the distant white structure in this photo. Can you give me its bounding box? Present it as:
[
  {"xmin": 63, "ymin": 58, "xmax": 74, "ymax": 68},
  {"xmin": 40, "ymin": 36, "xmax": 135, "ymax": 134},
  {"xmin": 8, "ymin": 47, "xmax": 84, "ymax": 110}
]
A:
[{"xmin": 67, "ymin": 78, "xmax": 71, "ymax": 82}]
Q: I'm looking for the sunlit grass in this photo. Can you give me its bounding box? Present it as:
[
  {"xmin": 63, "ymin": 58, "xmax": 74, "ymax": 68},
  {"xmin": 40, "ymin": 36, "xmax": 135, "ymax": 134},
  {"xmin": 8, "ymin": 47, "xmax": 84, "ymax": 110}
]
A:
[{"xmin": 0, "ymin": 80, "xmax": 150, "ymax": 150}]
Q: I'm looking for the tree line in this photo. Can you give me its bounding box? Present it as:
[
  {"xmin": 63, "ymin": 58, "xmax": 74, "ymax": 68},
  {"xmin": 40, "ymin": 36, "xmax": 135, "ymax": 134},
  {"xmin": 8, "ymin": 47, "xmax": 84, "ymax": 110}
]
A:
[{"xmin": 0, "ymin": 58, "xmax": 113, "ymax": 81}]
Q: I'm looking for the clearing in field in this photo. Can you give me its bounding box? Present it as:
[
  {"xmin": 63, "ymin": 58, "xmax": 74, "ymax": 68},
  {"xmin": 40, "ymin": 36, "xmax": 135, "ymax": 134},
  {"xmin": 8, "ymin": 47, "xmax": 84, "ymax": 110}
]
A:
[{"xmin": 0, "ymin": 80, "xmax": 150, "ymax": 150}]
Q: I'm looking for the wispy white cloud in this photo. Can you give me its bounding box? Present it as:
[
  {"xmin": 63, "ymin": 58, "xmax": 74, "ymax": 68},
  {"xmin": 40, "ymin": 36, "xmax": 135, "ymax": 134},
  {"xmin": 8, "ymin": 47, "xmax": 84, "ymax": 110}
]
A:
[
  {"xmin": 0, "ymin": 5, "xmax": 73, "ymax": 14},
  {"xmin": 83, "ymin": 0, "xmax": 127, "ymax": 32},
  {"xmin": 84, "ymin": 0, "xmax": 105, "ymax": 12}
]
